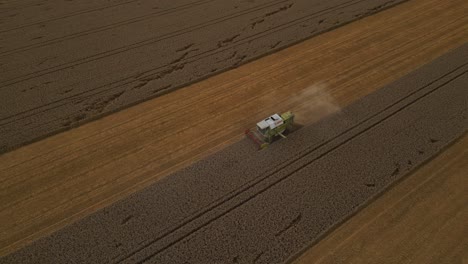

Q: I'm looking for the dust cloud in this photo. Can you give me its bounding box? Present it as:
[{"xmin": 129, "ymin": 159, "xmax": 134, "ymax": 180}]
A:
[{"xmin": 288, "ymin": 82, "xmax": 342, "ymax": 125}]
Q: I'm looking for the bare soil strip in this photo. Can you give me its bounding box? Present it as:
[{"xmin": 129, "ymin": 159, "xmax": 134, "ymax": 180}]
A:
[
  {"xmin": 2, "ymin": 42, "xmax": 466, "ymax": 264},
  {"xmin": 0, "ymin": 0, "xmax": 466, "ymax": 257},
  {"xmin": 0, "ymin": 0, "xmax": 406, "ymax": 153}
]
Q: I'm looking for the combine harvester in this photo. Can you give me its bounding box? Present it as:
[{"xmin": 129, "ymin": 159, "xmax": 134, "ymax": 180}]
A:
[{"xmin": 245, "ymin": 111, "xmax": 295, "ymax": 149}]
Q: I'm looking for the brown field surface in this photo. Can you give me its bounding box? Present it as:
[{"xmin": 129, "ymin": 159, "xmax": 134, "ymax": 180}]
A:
[{"xmin": 0, "ymin": 0, "xmax": 467, "ymax": 258}]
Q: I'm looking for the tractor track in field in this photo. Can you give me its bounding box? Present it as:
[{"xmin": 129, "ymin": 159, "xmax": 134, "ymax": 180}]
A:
[{"xmin": 0, "ymin": 0, "xmax": 142, "ymax": 33}]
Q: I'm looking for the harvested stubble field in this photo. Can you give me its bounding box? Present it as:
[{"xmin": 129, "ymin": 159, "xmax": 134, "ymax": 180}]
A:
[{"xmin": 1, "ymin": 0, "xmax": 467, "ymax": 262}]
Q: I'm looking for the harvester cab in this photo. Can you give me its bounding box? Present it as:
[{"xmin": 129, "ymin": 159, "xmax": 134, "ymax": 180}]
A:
[{"xmin": 245, "ymin": 111, "xmax": 295, "ymax": 150}]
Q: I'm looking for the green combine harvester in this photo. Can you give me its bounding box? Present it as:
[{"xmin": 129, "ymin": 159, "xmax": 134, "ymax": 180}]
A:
[{"xmin": 245, "ymin": 111, "xmax": 295, "ymax": 149}]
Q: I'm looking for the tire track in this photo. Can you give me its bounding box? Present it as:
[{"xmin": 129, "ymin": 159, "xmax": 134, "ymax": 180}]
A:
[
  {"xmin": 0, "ymin": 0, "xmax": 291, "ymax": 84},
  {"xmin": 0, "ymin": 0, "xmax": 215, "ymax": 54},
  {"xmin": 0, "ymin": 0, "xmax": 137, "ymax": 28}
]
